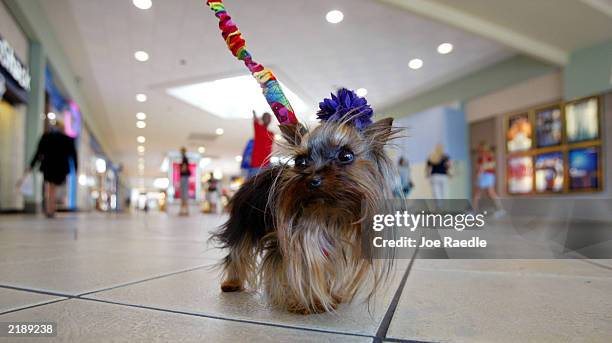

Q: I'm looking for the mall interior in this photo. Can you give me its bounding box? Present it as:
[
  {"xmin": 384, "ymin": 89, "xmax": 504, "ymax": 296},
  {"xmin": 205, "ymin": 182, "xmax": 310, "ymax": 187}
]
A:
[{"xmin": 0, "ymin": 0, "xmax": 611, "ymax": 342}]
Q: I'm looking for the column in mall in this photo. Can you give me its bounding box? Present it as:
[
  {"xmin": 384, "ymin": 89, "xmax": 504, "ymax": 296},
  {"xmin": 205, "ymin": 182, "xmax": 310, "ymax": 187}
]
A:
[{"xmin": 23, "ymin": 41, "xmax": 45, "ymax": 213}]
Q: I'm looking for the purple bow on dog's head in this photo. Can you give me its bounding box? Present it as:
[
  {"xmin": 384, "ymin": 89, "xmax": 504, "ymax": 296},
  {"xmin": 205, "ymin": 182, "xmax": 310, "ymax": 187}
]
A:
[{"xmin": 317, "ymin": 88, "xmax": 374, "ymax": 130}]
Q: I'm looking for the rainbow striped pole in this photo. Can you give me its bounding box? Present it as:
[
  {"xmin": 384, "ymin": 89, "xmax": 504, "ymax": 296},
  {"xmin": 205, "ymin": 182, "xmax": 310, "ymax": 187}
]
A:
[{"xmin": 206, "ymin": 0, "xmax": 298, "ymax": 125}]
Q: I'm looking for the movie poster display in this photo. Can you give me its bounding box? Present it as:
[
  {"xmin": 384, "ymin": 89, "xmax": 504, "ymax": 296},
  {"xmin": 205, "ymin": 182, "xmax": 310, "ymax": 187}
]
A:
[
  {"xmin": 503, "ymin": 94, "xmax": 604, "ymax": 196},
  {"xmin": 565, "ymin": 97, "xmax": 599, "ymax": 143},
  {"xmin": 535, "ymin": 106, "xmax": 562, "ymax": 148},
  {"xmin": 534, "ymin": 152, "xmax": 564, "ymax": 193},
  {"xmin": 507, "ymin": 156, "xmax": 533, "ymax": 194},
  {"xmin": 506, "ymin": 113, "xmax": 532, "ymax": 152},
  {"xmin": 568, "ymin": 147, "xmax": 600, "ymax": 191}
]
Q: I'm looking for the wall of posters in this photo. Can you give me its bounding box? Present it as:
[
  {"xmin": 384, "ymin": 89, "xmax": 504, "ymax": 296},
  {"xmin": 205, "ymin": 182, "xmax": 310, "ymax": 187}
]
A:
[
  {"xmin": 568, "ymin": 147, "xmax": 600, "ymax": 191},
  {"xmin": 565, "ymin": 97, "xmax": 599, "ymax": 143},
  {"xmin": 506, "ymin": 113, "xmax": 532, "ymax": 152},
  {"xmin": 503, "ymin": 94, "xmax": 603, "ymax": 196},
  {"xmin": 535, "ymin": 152, "xmax": 564, "ymax": 193},
  {"xmin": 535, "ymin": 106, "xmax": 562, "ymax": 147},
  {"xmin": 507, "ymin": 156, "xmax": 533, "ymax": 194}
]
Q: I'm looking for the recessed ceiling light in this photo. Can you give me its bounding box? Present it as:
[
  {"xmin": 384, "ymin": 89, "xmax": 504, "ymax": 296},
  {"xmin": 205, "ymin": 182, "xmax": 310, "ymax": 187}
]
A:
[
  {"xmin": 137, "ymin": 145, "xmax": 145, "ymax": 153},
  {"xmin": 136, "ymin": 112, "xmax": 147, "ymax": 120},
  {"xmin": 356, "ymin": 88, "xmax": 368, "ymax": 97},
  {"xmin": 326, "ymin": 10, "xmax": 344, "ymax": 24},
  {"xmin": 166, "ymin": 74, "xmax": 308, "ymax": 120},
  {"xmin": 235, "ymin": 155, "xmax": 243, "ymax": 162},
  {"xmin": 136, "ymin": 121, "xmax": 146, "ymax": 128},
  {"xmin": 136, "ymin": 93, "xmax": 147, "ymax": 102},
  {"xmin": 215, "ymin": 128, "xmax": 224, "ymax": 135},
  {"xmin": 132, "ymin": 0, "xmax": 152, "ymax": 10},
  {"xmin": 47, "ymin": 112, "xmax": 56, "ymax": 120},
  {"xmin": 198, "ymin": 146, "xmax": 206, "ymax": 154},
  {"xmin": 134, "ymin": 50, "xmax": 149, "ymax": 62},
  {"xmin": 408, "ymin": 58, "xmax": 423, "ymax": 70},
  {"xmin": 137, "ymin": 136, "xmax": 146, "ymax": 143},
  {"xmin": 437, "ymin": 43, "xmax": 453, "ymax": 54}
]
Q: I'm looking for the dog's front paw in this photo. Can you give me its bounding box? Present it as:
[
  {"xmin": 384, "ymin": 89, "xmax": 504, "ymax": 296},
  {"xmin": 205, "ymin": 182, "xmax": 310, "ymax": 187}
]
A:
[{"xmin": 220, "ymin": 279, "xmax": 243, "ymax": 292}]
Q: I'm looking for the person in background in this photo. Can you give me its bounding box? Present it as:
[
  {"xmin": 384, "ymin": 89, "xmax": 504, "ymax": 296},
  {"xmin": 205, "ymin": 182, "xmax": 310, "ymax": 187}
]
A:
[
  {"xmin": 472, "ymin": 142, "xmax": 505, "ymax": 216},
  {"xmin": 240, "ymin": 138, "xmax": 255, "ymax": 179},
  {"xmin": 250, "ymin": 110, "xmax": 274, "ymax": 177},
  {"xmin": 206, "ymin": 173, "xmax": 221, "ymax": 214},
  {"xmin": 179, "ymin": 147, "xmax": 191, "ymax": 216},
  {"xmin": 426, "ymin": 144, "xmax": 451, "ymax": 208},
  {"xmin": 398, "ymin": 157, "xmax": 414, "ymax": 197},
  {"xmin": 21, "ymin": 120, "xmax": 77, "ymax": 218}
]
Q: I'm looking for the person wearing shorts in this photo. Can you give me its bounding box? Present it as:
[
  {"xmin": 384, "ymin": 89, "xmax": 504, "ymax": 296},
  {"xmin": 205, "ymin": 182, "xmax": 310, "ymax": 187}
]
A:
[{"xmin": 472, "ymin": 142, "xmax": 504, "ymax": 216}]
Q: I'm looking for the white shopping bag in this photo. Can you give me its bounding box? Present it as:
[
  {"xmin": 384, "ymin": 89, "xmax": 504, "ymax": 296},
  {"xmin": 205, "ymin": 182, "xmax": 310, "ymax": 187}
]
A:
[{"xmin": 19, "ymin": 173, "xmax": 34, "ymax": 197}]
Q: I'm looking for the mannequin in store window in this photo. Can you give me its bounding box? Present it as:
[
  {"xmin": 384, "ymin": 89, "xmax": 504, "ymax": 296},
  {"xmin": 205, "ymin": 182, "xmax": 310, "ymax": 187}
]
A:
[{"xmin": 20, "ymin": 120, "xmax": 77, "ymax": 218}]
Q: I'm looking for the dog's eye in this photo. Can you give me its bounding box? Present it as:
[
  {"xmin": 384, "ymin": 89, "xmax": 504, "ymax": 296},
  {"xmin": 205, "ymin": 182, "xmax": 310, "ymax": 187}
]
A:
[
  {"xmin": 294, "ymin": 155, "xmax": 308, "ymax": 168},
  {"xmin": 337, "ymin": 149, "xmax": 354, "ymax": 164}
]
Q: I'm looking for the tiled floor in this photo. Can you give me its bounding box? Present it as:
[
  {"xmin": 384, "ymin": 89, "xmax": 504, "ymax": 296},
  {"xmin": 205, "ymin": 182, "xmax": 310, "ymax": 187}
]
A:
[{"xmin": 1, "ymin": 212, "xmax": 611, "ymax": 342}]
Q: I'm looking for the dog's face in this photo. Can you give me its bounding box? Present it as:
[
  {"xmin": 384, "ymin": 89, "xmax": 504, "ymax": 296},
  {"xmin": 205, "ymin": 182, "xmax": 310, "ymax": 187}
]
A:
[{"xmin": 275, "ymin": 118, "xmax": 397, "ymax": 225}]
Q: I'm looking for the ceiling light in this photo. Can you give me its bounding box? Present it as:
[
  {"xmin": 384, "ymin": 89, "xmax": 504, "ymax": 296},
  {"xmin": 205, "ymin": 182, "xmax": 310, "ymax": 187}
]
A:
[
  {"xmin": 215, "ymin": 128, "xmax": 224, "ymax": 135},
  {"xmin": 137, "ymin": 145, "xmax": 145, "ymax": 153},
  {"xmin": 137, "ymin": 136, "xmax": 146, "ymax": 143},
  {"xmin": 326, "ymin": 10, "xmax": 344, "ymax": 24},
  {"xmin": 136, "ymin": 121, "xmax": 146, "ymax": 128},
  {"xmin": 235, "ymin": 155, "xmax": 243, "ymax": 162},
  {"xmin": 437, "ymin": 43, "xmax": 453, "ymax": 54},
  {"xmin": 136, "ymin": 112, "xmax": 146, "ymax": 120},
  {"xmin": 132, "ymin": 0, "xmax": 152, "ymax": 10},
  {"xmin": 198, "ymin": 146, "xmax": 206, "ymax": 154},
  {"xmin": 95, "ymin": 158, "xmax": 106, "ymax": 174},
  {"xmin": 138, "ymin": 164, "xmax": 145, "ymax": 170},
  {"xmin": 134, "ymin": 51, "xmax": 149, "ymax": 62},
  {"xmin": 136, "ymin": 93, "xmax": 147, "ymax": 102},
  {"xmin": 166, "ymin": 74, "xmax": 308, "ymax": 120},
  {"xmin": 356, "ymin": 88, "xmax": 368, "ymax": 97},
  {"xmin": 408, "ymin": 58, "xmax": 423, "ymax": 70},
  {"xmin": 47, "ymin": 112, "xmax": 56, "ymax": 120}
]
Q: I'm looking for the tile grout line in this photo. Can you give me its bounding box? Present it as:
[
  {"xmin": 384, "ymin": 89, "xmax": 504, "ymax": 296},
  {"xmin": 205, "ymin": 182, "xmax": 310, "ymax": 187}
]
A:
[
  {"xmin": 372, "ymin": 247, "xmax": 421, "ymax": 343},
  {"xmin": 0, "ymin": 299, "xmax": 70, "ymax": 316},
  {"xmin": 77, "ymin": 264, "xmax": 213, "ymax": 296},
  {"xmin": 79, "ymin": 297, "xmax": 376, "ymax": 339},
  {"xmin": 0, "ymin": 278, "xmax": 374, "ymax": 339}
]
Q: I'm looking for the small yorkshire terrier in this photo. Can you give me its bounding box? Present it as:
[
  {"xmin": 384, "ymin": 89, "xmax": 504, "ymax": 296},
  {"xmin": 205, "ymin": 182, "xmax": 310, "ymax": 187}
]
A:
[{"xmin": 212, "ymin": 89, "xmax": 400, "ymax": 314}]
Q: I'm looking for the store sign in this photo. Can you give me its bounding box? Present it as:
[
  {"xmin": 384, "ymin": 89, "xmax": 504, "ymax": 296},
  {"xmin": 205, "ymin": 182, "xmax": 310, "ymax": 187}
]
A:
[{"xmin": 0, "ymin": 36, "xmax": 30, "ymax": 91}]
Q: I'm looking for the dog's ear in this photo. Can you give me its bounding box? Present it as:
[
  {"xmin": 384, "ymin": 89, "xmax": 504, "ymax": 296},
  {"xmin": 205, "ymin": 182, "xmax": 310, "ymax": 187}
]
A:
[
  {"xmin": 363, "ymin": 118, "xmax": 395, "ymax": 148},
  {"xmin": 279, "ymin": 123, "xmax": 308, "ymax": 146}
]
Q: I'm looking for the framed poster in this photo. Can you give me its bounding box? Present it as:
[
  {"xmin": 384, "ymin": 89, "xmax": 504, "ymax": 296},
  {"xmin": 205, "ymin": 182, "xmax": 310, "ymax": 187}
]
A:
[
  {"xmin": 507, "ymin": 156, "xmax": 533, "ymax": 194},
  {"xmin": 535, "ymin": 106, "xmax": 562, "ymax": 148},
  {"xmin": 172, "ymin": 162, "xmax": 197, "ymax": 199},
  {"xmin": 534, "ymin": 152, "xmax": 564, "ymax": 193},
  {"xmin": 565, "ymin": 97, "xmax": 599, "ymax": 143},
  {"xmin": 506, "ymin": 113, "xmax": 532, "ymax": 152},
  {"xmin": 568, "ymin": 147, "xmax": 600, "ymax": 191}
]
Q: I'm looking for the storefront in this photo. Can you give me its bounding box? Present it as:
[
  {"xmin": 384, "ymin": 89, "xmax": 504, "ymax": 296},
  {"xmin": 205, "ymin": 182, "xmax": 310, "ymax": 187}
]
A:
[{"xmin": 0, "ymin": 1, "xmax": 30, "ymax": 212}]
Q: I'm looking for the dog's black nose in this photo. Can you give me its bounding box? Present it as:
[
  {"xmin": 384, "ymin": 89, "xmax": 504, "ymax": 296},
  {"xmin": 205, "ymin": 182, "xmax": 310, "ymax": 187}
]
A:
[{"xmin": 309, "ymin": 176, "xmax": 322, "ymax": 188}]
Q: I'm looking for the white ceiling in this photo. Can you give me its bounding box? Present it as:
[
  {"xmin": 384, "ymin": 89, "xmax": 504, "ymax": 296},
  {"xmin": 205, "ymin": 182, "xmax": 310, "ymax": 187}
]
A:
[{"xmin": 39, "ymin": 0, "xmax": 512, "ymax": 181}]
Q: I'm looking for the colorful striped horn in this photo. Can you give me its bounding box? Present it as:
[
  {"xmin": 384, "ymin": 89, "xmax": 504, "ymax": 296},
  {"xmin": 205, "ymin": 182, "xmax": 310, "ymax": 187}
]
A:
[{"xmin": 206, "ymin": 0, "xmax": 298, "ymax": 125}]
